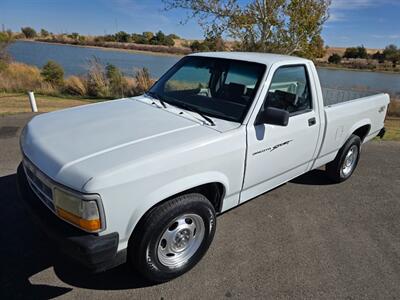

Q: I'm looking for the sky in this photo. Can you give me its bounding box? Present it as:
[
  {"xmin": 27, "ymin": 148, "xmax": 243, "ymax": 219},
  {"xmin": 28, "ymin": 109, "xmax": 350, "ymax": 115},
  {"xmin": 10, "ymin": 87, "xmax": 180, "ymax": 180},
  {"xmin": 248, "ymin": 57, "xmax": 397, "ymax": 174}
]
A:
[{"xmin": 1, "ymin": 0, "xmax": 399, "ymax": 49}]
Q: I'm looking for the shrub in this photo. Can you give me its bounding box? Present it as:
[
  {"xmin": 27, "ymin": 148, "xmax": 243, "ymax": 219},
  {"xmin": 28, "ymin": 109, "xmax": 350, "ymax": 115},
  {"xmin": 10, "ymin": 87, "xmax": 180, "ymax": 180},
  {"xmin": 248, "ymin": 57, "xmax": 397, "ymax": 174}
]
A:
[
  {"xmin": 190, "ymin": 40, "xmax": 208, "ymax": 52},
  {"xmin": 115, "ymin": 31, "xmax": 130, "ymax": 43},
  {"xmin": 150, "ymin": 31, "xmax": 175, "ymax": 46},
  {"xmin": 0, "ymin": 31, "xmax": 13, "ymax": 63},
  {"xmin": 328, "ymin": 53, "xmax": 342, "ymax": 64},
  {"xmin": 41, "ymin": 60, "xmax": 64, "ymax": 86},
  {"xmin": 87, "ymin": 59, "xmax": 109, "ymax": 97},
  {"xmin": 64, "ymin": 76, "xmax": 87, "ymax": 96},
  {"xmin": 388, "ymin": 97, "xmax": 400, "ymax": 118},
  {"xmin": 0, "ymin": 62, "xmax": 46, "ymax": 92},
  {"xmin": 344, "ymin": 46, "xmax": 367, "ymax": 59},
  {"xmin": 383, "ymin": 45, "xmax": 400, "ymax": 68},
  {"xmin": 167, "ymin": 33, "xmax": 180, "ymax": 39},
  {"xmin": 21, "ymin": 27, "xmax": 37, "ymax": 38},
  {"xmin": 106, "ymin": 63, "xmax": 128, "ymax": 97},
  {"xmin": 133, "ymin": 67, "xmax": 153, "ymax": 94},
  {"xmin": 40, "ymin": 29, "xmax": 49, "ymax": 37}
]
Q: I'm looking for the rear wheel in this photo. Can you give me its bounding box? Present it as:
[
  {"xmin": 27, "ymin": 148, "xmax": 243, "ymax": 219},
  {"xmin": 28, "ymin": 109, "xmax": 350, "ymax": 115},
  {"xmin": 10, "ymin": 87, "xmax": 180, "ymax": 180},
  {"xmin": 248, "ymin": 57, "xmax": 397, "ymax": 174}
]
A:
[
  {"xmin": 129, "ymin": 193, "xmax": 216, "ymax": 283},
  {"xmin": 326, "ymin": 134, "xmax": 361, "ymax": 183}
]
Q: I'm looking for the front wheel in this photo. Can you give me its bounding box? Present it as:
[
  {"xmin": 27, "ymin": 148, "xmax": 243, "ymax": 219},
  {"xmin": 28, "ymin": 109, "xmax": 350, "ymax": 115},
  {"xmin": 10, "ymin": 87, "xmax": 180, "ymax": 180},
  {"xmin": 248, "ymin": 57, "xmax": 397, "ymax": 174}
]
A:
[
  {"xmin": 326, "ymin": 134, "xmax": 361, "ymax": 183},
  {"xmin": 129, "ymin": 193, "xmax": 216, "ymax": 283}
]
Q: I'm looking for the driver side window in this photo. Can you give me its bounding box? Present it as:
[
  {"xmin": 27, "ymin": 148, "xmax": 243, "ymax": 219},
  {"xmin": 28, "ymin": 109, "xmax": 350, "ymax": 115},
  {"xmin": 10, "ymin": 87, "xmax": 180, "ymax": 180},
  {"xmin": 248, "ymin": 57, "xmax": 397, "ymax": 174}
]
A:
[{"xmin": 265, "ymin": 65, "xmax": 312, "ymax": 115}]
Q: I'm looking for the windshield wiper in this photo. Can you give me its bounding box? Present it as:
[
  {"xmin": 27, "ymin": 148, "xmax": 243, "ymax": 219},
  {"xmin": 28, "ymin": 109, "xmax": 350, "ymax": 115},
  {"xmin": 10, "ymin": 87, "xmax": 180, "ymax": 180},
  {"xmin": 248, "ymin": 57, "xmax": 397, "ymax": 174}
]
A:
[
  {"xmin": 169, "ymin": 101, "xmax": 215, "ymax": 126},
  {"xmin": 145, "ymin": 91, "xmax": 167, "ymax": 108}
]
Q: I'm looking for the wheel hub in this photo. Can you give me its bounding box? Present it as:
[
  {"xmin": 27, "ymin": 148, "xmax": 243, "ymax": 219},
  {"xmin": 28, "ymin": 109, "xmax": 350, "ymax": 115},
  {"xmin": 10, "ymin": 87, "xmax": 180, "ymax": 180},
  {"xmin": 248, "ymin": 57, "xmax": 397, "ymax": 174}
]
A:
[
  {"xmin": 341, "ymin": 145, "xmax": 358, "ymax": 177},
  {"xmin": 157, "ymin": 214, "xmax": 205, "ymax": 268}
]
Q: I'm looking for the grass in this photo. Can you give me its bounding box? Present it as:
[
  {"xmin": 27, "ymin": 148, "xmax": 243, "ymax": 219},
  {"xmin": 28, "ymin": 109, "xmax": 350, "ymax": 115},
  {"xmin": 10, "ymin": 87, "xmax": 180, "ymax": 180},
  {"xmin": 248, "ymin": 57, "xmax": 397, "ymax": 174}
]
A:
[
  {"xmin": 0, "ymin": 92, "xmax": 99, "ymax": 115},
  {"xmin": 381, "ymin": 118, "xmax": 400, "ymax": 141}
]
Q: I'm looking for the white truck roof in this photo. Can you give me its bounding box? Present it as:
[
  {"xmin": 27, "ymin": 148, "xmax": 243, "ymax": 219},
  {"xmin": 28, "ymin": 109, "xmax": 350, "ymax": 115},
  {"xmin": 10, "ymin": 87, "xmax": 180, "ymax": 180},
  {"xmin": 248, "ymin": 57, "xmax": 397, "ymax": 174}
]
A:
[{"xmin": 189, "ymin": 51, "xmax": 310, "ymax": 66}]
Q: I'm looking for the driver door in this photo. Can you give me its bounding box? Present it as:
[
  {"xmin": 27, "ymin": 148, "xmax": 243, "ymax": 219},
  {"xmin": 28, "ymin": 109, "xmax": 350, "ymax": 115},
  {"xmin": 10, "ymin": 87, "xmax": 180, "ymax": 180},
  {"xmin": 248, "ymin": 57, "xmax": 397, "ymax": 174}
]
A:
[{"xmin": 241, "ymin": 64, "xmax": 321, "ymax": 202}]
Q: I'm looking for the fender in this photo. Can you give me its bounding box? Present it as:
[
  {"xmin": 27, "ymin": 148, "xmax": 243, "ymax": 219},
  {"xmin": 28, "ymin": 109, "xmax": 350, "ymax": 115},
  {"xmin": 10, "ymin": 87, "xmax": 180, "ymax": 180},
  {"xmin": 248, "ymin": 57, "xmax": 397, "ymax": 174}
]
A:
[
  {"xmin": 124, "ymin": 171, "xmax": 230, "ymax": 241},
  {"xmin": 345, "ymin": 118, "xmax": 371, "ymax": 145}
]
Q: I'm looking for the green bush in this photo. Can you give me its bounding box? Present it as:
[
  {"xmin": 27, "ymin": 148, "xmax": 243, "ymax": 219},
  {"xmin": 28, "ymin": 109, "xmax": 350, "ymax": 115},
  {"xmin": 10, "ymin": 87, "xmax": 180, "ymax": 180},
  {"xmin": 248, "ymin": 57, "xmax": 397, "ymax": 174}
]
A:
[
  {"xmin": 343, "ymin": 46, "xmax": 367, "ymax": 59},
  {"xmin": 115, "ymin": 31, "xmax": 130, "ymax": 43},
  {"xmin": 21, "ymin": 27, "xmax": 37, "ymax": 38},
  {"xmin": 106, "ymin": 64, "xmax": 128, "ymax": 97},
  {"xmin": 328, "ymin": 53, "xmax": 342, "ymax": 64},
  {"xmin": 150, "ymin": 31, "xmax": 175, "ymax": 46},
  {"xmin": 40, "ymin": 29, "xmax": 49, "ymax": 37},
  {"xmin": 41, "ymin": 60, "xmax": 64, "ymax": 86}
]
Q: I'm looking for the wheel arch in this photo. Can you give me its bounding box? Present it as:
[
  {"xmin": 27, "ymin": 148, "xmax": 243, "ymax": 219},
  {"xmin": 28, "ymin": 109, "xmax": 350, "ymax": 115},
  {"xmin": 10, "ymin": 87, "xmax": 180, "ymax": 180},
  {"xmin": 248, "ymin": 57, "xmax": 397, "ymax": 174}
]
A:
[
  {"xmin": 347, "ymin": 119, "xmax": 371, "ymax": 144},
  {"xmin": 126, "ymin": 173, "xmax": 228, "ymax": 244},
  {"xmin": 352, "ymin": 124, "xmax": 371, "ymax": 142}
]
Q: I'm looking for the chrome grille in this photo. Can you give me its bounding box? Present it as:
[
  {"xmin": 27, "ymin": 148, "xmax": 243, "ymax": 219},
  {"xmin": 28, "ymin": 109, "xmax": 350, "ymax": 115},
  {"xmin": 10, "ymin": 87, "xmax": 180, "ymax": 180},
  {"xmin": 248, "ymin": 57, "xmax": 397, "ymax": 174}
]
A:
[{"xmin": 23, "ymin": 158, "xmax": 55, "ymax": 211}]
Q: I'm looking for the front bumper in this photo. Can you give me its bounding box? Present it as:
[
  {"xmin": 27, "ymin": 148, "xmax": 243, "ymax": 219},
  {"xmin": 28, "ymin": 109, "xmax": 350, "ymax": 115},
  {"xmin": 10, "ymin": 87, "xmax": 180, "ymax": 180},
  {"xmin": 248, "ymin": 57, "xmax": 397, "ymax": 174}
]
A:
[{"xmin": 16, "ymin": 163, "xmax": 126, "ymax": 272}]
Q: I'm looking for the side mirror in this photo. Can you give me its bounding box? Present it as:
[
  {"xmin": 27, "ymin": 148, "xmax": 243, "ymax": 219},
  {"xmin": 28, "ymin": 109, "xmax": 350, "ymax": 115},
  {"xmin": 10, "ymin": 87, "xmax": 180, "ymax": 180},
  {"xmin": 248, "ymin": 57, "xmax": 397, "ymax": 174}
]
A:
[{"xmin": 255, "ymin": 107, "xmax": 289, "ymax": 126}]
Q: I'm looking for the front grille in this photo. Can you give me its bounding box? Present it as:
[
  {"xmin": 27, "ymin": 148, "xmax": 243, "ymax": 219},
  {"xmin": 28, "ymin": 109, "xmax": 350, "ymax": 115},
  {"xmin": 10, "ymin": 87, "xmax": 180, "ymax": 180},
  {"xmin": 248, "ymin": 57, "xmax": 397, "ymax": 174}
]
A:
[{"xmin": 23, "ymin": 159, "xmax": 55, "ymax": 211}]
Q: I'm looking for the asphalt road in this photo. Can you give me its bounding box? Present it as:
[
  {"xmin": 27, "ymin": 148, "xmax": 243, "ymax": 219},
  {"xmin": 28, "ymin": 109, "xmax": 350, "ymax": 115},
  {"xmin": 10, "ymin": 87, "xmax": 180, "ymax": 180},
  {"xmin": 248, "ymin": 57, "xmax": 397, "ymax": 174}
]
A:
[{"xmin": 1, "ymin": 113, "xmax": 400, "ymax": 299}]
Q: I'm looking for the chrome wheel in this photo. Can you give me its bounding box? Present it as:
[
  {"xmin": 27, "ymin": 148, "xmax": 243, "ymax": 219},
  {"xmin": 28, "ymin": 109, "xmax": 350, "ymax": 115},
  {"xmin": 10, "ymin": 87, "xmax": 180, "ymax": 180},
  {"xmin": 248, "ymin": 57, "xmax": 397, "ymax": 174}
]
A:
[
  {"xmin": 157, "ymin": 214, "xmax": 205, "ymax": 268},
  {"xmin": 341, "ymin": 145, "xmax": 358, "ymax": 177}
]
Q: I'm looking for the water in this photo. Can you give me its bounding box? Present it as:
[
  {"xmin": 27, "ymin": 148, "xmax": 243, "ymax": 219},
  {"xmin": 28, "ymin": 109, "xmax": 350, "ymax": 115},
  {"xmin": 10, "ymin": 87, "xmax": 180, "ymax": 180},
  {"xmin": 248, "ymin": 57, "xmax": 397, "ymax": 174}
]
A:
[
  {"xmin": 8, "ymin": 41, "xmax": 400, "ymax": 95},
  {"xmin": 8, "ymin": 40, "xmax": 180, "ymax": 78}
]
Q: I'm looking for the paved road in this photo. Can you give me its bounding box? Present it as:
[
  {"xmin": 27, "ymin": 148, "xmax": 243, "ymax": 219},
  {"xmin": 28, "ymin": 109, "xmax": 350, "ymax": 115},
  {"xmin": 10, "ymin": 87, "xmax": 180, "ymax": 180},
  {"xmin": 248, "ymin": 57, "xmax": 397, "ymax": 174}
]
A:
[{"xmin": 1, "ymin": 113, "xmax": 400, "ymax": 299}]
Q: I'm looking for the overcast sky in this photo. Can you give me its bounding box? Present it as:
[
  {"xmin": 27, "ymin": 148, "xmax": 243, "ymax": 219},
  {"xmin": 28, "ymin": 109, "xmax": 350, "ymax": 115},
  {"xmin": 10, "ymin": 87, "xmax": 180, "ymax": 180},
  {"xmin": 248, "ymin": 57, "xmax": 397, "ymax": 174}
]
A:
[{"xmin": 2, "ymin": 0, "xmax": 399, "ymax": 48}]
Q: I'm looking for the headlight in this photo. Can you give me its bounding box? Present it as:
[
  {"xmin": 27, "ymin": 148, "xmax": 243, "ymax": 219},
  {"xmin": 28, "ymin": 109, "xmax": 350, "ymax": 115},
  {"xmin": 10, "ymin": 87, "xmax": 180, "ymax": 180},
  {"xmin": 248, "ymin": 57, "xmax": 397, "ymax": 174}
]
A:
[{"xmin": 54, "ymin": 188, "xmax": 103, "ymax": 232}]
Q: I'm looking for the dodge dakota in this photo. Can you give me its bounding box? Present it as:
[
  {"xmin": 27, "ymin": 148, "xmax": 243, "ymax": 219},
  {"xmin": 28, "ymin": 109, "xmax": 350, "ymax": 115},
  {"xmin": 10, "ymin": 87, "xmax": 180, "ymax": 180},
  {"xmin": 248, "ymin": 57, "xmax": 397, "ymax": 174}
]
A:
[{"xmin": 17, "ymin": 52, "xmax": 389, "ymax": 282}]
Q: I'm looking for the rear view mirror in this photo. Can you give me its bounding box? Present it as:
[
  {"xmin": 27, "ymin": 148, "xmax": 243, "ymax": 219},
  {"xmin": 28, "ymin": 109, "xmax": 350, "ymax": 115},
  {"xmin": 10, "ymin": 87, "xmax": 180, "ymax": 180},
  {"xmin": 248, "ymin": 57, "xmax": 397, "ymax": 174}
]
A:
[{"xmin": 255, "ymin": 107, "xmax": 289, "ymax": 126}]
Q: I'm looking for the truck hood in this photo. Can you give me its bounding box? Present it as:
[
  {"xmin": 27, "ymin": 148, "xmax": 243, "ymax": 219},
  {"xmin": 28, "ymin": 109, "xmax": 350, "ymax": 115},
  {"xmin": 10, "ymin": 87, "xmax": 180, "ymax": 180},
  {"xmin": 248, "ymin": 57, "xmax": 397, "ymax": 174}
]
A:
[{"xmin": 21, "ymin": 97, "xmax": 224, "ymax": 190}]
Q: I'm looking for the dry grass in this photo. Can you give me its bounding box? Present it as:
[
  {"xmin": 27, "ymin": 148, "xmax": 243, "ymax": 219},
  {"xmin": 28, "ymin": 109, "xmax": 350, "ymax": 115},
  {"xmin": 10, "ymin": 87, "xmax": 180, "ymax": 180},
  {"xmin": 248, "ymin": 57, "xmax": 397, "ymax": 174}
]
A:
[
  {"xmin": 0, "ymin": 62, "xmax": 47, "ymax": 92},
  {"xmin": 381, "ymin": 118, "xmax": 400, "ymax": 141},
  {"xmin": 388, "ymin": 98, "xmax": 400, "ymax": 118},
  {"xmin": 133, "ymin": 67, "xmax": 154, "ymax": 94},
  {"xmin": 64, "ymin": 75, "xmax": 87, "ymax": 96},
  {"xmin": 0, "ymin": 92, "xmax": 98, "ymax": 115}
]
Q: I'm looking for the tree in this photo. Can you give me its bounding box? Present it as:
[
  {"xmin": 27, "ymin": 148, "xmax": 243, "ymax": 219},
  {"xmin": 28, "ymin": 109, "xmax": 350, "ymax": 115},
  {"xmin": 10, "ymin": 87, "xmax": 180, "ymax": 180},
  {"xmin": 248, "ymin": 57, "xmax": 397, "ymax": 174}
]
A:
[
  {"xmin": 41, "ymin": 60, "xmax": 64, "ymax": 86},
  {"xmin": 167, "ymin": 33, "xmax": 180, "ymax": 39},
  {"xmin": 0, "ymin": 31, "xmax": 14, "ymax": 70},
  {"xmin": 356, "ymin": 45, "xmax": 367, "ymax": 59},
  {"xmin": 115, "ymin": 31, "xmax": 130, "ymax": 43},
  {"xmin": 150, "ymin": 31, "xmax": 175, "ymax": 46},
  {"xmin": 372, "ymin": 51, "xmax": 385, "ymax": 63},
  {"xmin": 21, "ymin": 27, "xmax": 37, "ymax": 38},
  {"xmin": 68, "ymin": 32, "xmax": 79, "ymax": 40},
  {"xmin": 142, "ymin": 31, "xmax": 154, "ymax": 41},
  {"xmin": 328, "ymin": 53, "xmax": 341, "ymax": 64},
  {"xmin": 163, "ymin": 0, "xmax": 331, "ymax": 57},
  {"xmin": 40, "ymin": 29, "xmax": 49, "ymax": 37},
  {"xmin": 132, "ymin": 33, "xmax": 147, "ymax": 44},
  {"xmin": 343, "ymin": 47, "xmax": 358, "ymax": 59},
  {"xmin": 383, "ymin": 44, "xmax": 400, "ymax": 68}
]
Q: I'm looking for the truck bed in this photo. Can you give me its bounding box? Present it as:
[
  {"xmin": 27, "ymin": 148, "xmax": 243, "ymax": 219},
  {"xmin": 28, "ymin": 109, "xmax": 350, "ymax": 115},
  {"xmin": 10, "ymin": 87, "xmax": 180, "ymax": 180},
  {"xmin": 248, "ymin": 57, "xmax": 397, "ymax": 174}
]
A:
[
  {"xmin": 322, "ymin": 88, "xmax": 378, "ymax": 106},
  {"xmin": 313, "ymin": 91, "xmax": 390, "ymax": 170}
]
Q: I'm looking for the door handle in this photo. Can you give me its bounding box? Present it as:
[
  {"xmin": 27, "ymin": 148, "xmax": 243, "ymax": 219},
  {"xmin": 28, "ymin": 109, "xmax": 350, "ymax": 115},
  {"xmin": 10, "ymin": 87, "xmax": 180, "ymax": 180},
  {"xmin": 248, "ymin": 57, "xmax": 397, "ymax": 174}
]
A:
[{"xmin": 308, "ymin": 117, "xmax": 316, "ymax": 126}]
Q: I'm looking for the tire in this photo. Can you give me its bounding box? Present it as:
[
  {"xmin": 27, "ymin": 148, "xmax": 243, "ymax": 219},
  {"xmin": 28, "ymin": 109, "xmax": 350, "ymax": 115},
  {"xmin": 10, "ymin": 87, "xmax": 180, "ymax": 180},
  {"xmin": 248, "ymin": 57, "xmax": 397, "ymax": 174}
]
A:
[
  {"xmin": 128, "ymin": 193, "xmax": 216, "ymax": 283},
  {"xmin": 326, "ymin": 134, "xmax": 361, "ymax": 183}
]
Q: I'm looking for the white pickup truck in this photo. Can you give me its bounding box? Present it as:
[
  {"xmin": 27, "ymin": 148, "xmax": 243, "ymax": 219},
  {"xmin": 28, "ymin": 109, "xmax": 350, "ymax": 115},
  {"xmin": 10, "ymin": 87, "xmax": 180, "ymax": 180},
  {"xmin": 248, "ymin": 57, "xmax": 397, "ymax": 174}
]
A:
[{"xmin": 17, "ymin": 52, "xmax": 389, "ymax": 282}]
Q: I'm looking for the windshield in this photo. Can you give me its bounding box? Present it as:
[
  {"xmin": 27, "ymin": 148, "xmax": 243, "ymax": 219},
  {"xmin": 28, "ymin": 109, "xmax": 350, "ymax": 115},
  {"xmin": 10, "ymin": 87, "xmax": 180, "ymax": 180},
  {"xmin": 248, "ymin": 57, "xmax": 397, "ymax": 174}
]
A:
[{"xmin": 149, "ymin": 56, "xmax": 266, "ymax": 123}]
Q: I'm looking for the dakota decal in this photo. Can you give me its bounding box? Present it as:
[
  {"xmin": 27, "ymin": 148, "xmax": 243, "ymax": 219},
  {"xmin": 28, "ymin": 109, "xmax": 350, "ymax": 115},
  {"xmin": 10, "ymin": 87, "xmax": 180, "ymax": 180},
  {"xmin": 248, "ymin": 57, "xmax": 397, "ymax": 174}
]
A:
[{"xmin": 253, "ymin": 140, "xmax": 293, "ymax": 156}]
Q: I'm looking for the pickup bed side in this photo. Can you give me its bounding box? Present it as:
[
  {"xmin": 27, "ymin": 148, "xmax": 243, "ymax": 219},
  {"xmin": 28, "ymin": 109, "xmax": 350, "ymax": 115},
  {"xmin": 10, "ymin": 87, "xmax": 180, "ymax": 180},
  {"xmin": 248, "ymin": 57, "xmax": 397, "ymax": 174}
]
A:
[{"xmin": 314, "ymin": 94, "xmax": 389, "ymax": 169}]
